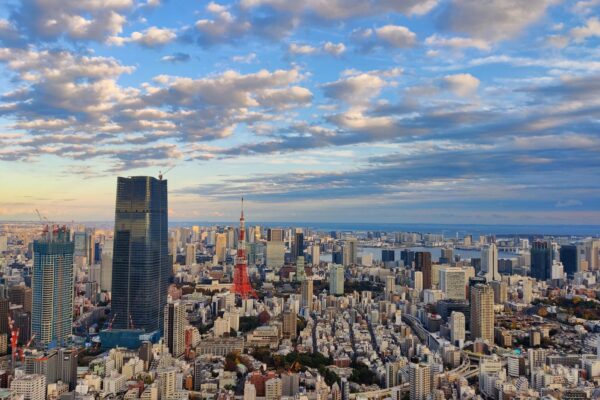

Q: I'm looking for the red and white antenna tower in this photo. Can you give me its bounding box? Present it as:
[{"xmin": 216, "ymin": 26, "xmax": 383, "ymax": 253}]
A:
[{"xmin": 232, "ymin": 198, "xmax": 256, "ymax": 299}]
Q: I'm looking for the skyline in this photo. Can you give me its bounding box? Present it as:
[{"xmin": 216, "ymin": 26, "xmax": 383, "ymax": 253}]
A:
[{"xmin": 1, "ymin": 0, "xmax": 600, "ymax": 224}]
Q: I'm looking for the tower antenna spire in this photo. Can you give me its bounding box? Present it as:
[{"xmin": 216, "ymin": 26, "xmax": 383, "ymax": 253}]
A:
[{"xmin": 232, "ymin": 196, "xmax": 255, "ymax": 299}]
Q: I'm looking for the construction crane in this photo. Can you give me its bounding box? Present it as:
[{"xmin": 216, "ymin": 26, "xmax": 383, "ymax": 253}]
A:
[
  {"xmin": 108, "ymin": 313, "xmax": 118, "ymax": 331},
  {"xmin": 158, "ymin": 165, "xmax": 175, "ymax": 180},
  {"xmin": 34, "ymin": 209, "xmax": 51, "ymax": 233},
  {"xmin": 19, "ymin": 335, "xmax": 36, "ymax": 361},
  {"xmin": 8, "ymin": 316, "xmax": 19, "ymax": 367}
]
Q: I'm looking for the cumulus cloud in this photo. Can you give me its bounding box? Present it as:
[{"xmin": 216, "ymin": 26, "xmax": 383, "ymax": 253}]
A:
[
  {"xmin": 194, "ymin": 2, "xmax": 252, "ymax": 45},
  {"xmin": 12, "ymin": 0, "xmax": 133, "ymax": 42},
  {"xmin": 109, "ymin": 27, "xmax": 177, "ymax": 47},
  {"xmin": 323, "ymin": 72, "xmax": 386, "ymax": 104},
  {"xmin": 441, "ymin": 73, "xmax": 480, "ymax": 97},
  {"xmin": 438, "ymin": 0, "xmax": 558, "ymax": 42},
  {"xmin": 570, "ymin": 17, "xmax": 600, "ymax": 43},
  {"xmin": 353, "ymin": 25, "xmax": 417, "ymax": 50},
  {"xmin": 374, "ymin": 25, "xmax": 417, "ymax": 48}
]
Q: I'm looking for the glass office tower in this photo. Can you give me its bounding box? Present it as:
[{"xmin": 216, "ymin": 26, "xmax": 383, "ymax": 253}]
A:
[
  {"xmin": 111, "ymin": 176, "xmax": 170, "ymax": 333},
  {"xmin": 32, "ymin": 226, "xmax": 74, "ymax": 347}
]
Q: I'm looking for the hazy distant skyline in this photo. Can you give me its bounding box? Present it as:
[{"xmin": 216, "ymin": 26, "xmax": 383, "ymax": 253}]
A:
[{"xmin": 1, "ymin": 0, "xmax": 599, "ymax": 224}]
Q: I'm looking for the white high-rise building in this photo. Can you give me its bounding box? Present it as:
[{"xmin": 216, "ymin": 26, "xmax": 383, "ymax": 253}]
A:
[
  {"xmin": 450, "ymin": 311, "xmax": 465, "ymax": 345},
  {"xmin": 481, "ymin": 243, "xmax": 499, "ymax": 281},
  {"xmin": 11, "ymin": 374, "xmax": 47, "ymax": 400},
  {"xmin": 471, "ymin": 284, "xmax": 494, "ymax": 344},
  {"xmin": 385, "ymin": 275, "xmax": 396, "ymax": 299},
  {"xmin": 409, "ymin": 363, "xmax": 431, "ymax": 400},
  {"xmin": 329, "ymin": 264, "xmax": 345, "ymax": 295},
  {"xmin": 413, "ymin": 271, "xmax": 423, "ymax": 291},
  {"xmin": 185, "ymin": 244, "xmax": 196, "ymax": 266},
  {"xmin": 311, "ymin": 245, "xmax": 320, "ymax": 266},
  {"xmin": 266, "ymin": 242, "xmax": 285, "ymax": 268},
  {"xmin": 265, "ymin": 378, "xmax": 282, "ymax": 400},
  {"xmin": 439, "ymin": 267, "xmax": 466, "ymax": 300},
  {"xmin": 301, "ymin": 279, "xmax": 313, "ymax": 311},
  {"xmin": 244, "ymin": 383, "xmax": 257, "ymax": 400}
]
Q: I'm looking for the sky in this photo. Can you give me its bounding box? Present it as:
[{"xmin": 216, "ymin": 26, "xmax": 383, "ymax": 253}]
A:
[{"xmin": 0, "ymin": 0, "xmax": 599, "ymax": 224}]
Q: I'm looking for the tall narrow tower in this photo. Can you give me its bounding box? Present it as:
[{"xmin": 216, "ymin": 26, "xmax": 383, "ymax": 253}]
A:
[{"xmin": 233, "ymin": 198, "xmax": 255, "ymax": 299}]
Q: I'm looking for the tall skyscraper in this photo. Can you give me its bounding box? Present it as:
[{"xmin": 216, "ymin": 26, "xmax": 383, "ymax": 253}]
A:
[
  {"xmin": 415, "ymin": 252, "xmax": 432, "ymax": 289},
  {"xmin": 342, "ymin": 238, "xmax": 358, "ymax": 266},
  {"xmin": 470, "ymin": 284, "xmax": 494, "ymax": 344},
  {"xmin": 101, "ymin": 239, "xmax": 113, "ymax": 292},
  {"xmin": 439, "ymin": 267, "xmax": 466, "ymax": 300},
  {"xmin": 215, "ymin": 233, "xmax": 227, "ymax": 263},
  {"xmin": 481, "ymin": 244, "xmax": 499, "ymax": 281},
  {"xmin": 409, "ymin": 362, "xmax": 431, "ymax": 400},
  {"xmin": 282, "ymin": 311, "xmax": 297, "ymax": 339},
  {"xmin": 329, "ymin": 264, "xmax": 345, "ymax": 295},
  {"xmin": 531, "ymin": 241, "xmax": 553, "ymax": 282},
  {"xmin": 32, "ymin": 226, "xmax": 74, "ymax": 347},
  {"xmin": 300, "ymin": 279, "xmax": 313, "ymax": 311},
  {"xmin": 111, "ymin": 176, "xmax": 170, "ymax": 333},
  {"xmin": 164, "ymin": 302, "xmax": 186, "ymax": 357},
  {"xmin": 267, "ymin": 228, "xmax": 284, "ymax": 242},
  {"xmin": 185, "ymin": 244, "xmax": 196, "ymax": 266},
  {"xmin": 449, "ymin": 311, "xmax": 465, "ymax": 345},
  {"xmin": 490, "ymin": 280, "xmax": 508, "ymax": 304},
  {"xmin": 292, "ymin": 229, "xmax": 304, "ymax": 261},
  {"xmin": 559, "ymin": 244, "xmax": 578, "ymax": 277},
  {"xmin": 310, "ymin": 245, "xmax": 320, "ymax": 266},
  {"xmin": 266, "ymin": 230, "xmax": 285, "ymax": 268},
  {"xmin": 382, "ymin": 249, "xmax": 395, "ymax": 263}
]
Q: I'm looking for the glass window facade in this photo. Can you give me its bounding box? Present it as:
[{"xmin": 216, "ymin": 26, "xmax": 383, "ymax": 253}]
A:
[{"xmin": 111, "ymin": 176, "xmax": 170, "ymax": 333}]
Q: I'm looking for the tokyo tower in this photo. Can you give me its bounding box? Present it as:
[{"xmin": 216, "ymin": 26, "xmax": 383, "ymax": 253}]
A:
[{"xmin": 232, "ymin": 198, "xmax": 256, "ymax": 299}]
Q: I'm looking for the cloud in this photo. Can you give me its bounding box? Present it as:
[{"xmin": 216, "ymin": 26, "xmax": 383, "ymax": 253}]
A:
[
  {"xmin": 239, "ymin": 0, "xmax": 439, "ymax": 19},
  {"xmin": 441, "ymin": 73, "xmax": 480, "ymax": 96},
  {"xmin": 231, "ymin": 53, "xmax": 257, "ymax": 63},
  {"xmin": 288, "ymin": 43, "xmax": 317, "ymax": 55},
  {"xmin": 161, "ymin": 52, "xmax": 191, "ymax": 63},
  {"xmin": 438, "ymin": 0, "xmax": 557, "ymax": 42},
  {"xmin": 374, "ymin": 25, "xmax": 417, "ymax": 48},
  {"xmin": 322, "ymin": 72, "xmax": 386, "ymax": 104},
  {"xmin": 571, "ymin": 0, "xmax": 600, "ymax": 15},
  {"xmin": 323, "ymin": 42, "xmax": 346, "ymax": 56},
  {"xmin": 12, "ymin": 0, "xmax": 133, "ymax": 42},
  {"xmin": 193, "ymin": 2, "xmax": 253, "ymax": 46},
  {"xmin": 288, "ymin": 41, "xmax": 346, "ymax": 56},
  {"xmin": 570, "ymin": 17, "xmax": 600, "ymax": 43},
  {"xmin": 425, "ymin": 34, "xmax": 490, "ymax": 51},
  {"xmin": 353, "ymin": 25, "xmax": 417, "ymax": 50},
  {"xmin": 109, "ymin": 27, "xmax": 177, "ymax": 47}
]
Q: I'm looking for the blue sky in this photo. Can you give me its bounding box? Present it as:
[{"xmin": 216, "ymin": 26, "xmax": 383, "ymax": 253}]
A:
[{"xmin": 0, "ymin": 0, "xmax": 599, "ymax": 224}]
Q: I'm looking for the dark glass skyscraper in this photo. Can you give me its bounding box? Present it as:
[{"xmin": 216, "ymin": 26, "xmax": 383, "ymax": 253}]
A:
[
  {"xmin": 415, "ymin": 251, "xmax": 432, "ymax": 289},
  {"xmin": 559, "ymin": 244, "xmax": 578, "ymax": 277},
  {"xmin": 531, "ymin": 241, "xmax": 553, "ymax": 281},
  {"xmin": 111, "ymin": 176, "xmax": 170, "ymax": 333}
]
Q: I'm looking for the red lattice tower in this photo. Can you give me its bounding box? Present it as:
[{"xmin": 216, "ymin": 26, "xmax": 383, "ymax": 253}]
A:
[{"xmin": 232, "ymin": 198, "xmax": 256, "ymax": 299}]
